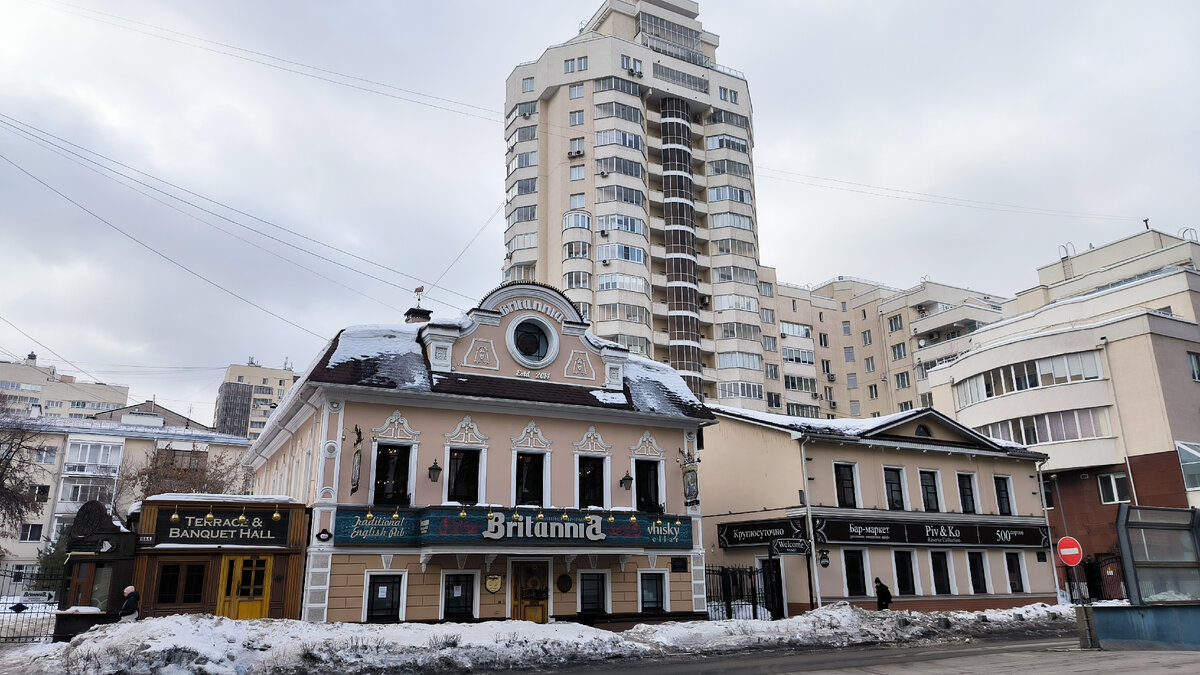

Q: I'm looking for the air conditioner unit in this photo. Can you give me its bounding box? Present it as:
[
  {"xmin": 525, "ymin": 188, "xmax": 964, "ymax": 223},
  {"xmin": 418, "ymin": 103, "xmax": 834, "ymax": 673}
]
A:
[
  {"xmin": 699, "ymin": 295, "xmax": 710, "ymax": 306},
  {"xmin": 567, "ymin": 150, "xmax": 583, "ymax": 158},
  {"xmin": 930, "ymin": 331, "xmax": 941, "ymax": 340},
  {"xmin": 811, "ymin": 392, "xmax": 819, "ymax": 399},
  {"xmin": 636, "ymin": 71, "xmax": 643, "ymax": 78},
  {"xmin": 827, "ymin": 373, "xmax": 836, "ymax": 382},
  {"xmin": 601, "ymin": 260, "xmax": 610, "ymax": 266},
  {"xmin": 628, "ymin": 68, "xmax": 638, "ymax": 76},
  {"xmin": 600, "ymin": 171, "xmax": 609, "ymax": 177},
  {"xmin": 600, "ymin": 230, "xmax": 609, "ymax": 237},
  {"xmin": 829, "ymin": 401, "xmax": 837, "ymax": 409},
  {"xmin": 523, "ymin": 112, "xmax": 531, "ymax": 119}
]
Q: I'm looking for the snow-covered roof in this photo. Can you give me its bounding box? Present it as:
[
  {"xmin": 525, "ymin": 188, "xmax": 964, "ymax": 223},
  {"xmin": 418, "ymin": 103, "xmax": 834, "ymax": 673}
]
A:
[
  {"xmin": 709, "ymin": 405, "xmax": 1046, "ymax": 460},
  {"xmin": 129, "ymin": 493, "xmax": 302, "ymax": 514},
  {"xmin": 20, "ymin": 416, "xmax": 251, "ymax": 446}
]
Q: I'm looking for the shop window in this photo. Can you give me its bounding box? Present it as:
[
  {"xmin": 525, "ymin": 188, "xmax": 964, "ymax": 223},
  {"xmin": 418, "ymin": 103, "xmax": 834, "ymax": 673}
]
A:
[
  {"xmin": 634, "ymin": 459, "xmax": 662, "ymax": 513},
  {"xmin": 930, "ymin": 551, "xmax": 952, "ymax": 594},
  {"xmin": 158, "ymin": 563, "xmax": 206, "ymax": 604},
  {"xmin": 967, "ymin": 551, "xmax": 988, "ymax": 593},
  {"xmin": 578, "ymin": 456, "xmax": 605, "ymax": 508},
  {"xmin": 639, "ymin": 571, "xmax": 665, "ymax": 612},
  {"xmin": 894, "ymin": 550, "xmax": 916, "ymax": 595},
  {"xmin": 883, "ymin": 468, "xmax": 904, "ymax": 510},
  {"xmin": 834, "ymin": 463, "xmax": 857, "ymax": 508},
  {"xmin": 1005, "ymin": 552, "xmax": 1026, "ymax": 593},
  {"xmin": 579, "ymin": 572, "xmax": 607, "ymax": 613},
  {"xmin": 365, "ymin": 573, "xmax": 406, "ymax": 623},
  {"xmin": 843, "ymin": 549, "xmax": 867, "ymax": 596},
  {"xmin": 443, "ymin": 573, "xmax": 476, "ymax": 620},
  {"xmin": 448, "ymin": 449, "xmax": 481, "ymax": 505},
  {"xmin": 374, "ymin": 444, "xmax": 411, "ymax": 506},
  {"xmin": 515, "ymin": 452, "xmax": 546, "ymax": 506}
]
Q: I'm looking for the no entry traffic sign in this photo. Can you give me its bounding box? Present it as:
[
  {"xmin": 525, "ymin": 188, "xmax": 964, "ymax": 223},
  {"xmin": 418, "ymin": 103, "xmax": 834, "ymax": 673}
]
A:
[{"xmin": 1057, "ymin": 536, "xmax": 1083, "ymax": 566}]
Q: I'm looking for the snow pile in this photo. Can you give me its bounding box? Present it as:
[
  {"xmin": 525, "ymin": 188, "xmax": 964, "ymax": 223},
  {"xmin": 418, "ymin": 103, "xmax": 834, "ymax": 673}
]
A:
[{"xmin": 7, "ymin": 602, "xmax": 1076, "ymax": 675}]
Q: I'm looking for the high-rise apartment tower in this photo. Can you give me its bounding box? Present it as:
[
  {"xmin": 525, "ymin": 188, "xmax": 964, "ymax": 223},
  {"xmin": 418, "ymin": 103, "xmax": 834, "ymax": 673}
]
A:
[{"xmin": 503, "ymin": 0, "xmax": 755, "ymax": 395}]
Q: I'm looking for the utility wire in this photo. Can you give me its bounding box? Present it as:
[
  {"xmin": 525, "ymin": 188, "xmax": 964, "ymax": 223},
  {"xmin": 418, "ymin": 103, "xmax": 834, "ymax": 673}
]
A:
[
  {"xmin": 0, "ymin": 151, "xmax": 327, "ymax": 340},
  {"xmin": 30, "ymin": 0, "xmax": 501, "ymax": 123},
  {"xmin": 0, "ymin": 114, "xmax": 477, "ymax": 309},
  {"xmin": 0, "ymin": 119, "xmax": 411, "ymax": 315},
  {"xmin": 0, "ymin": 313, "xmax": 145, "ymax": 404}
]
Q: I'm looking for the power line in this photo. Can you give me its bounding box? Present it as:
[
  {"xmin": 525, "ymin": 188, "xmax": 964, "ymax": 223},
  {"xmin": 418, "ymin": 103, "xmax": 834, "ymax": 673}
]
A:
[
  {"xmin": 0, "ymin": 118, "xmax": 412, "ymax": 315},
  {"xmin": 0, "ymin": 151, "xmax": 328, "ymax": 340},
  {"xmin": 31, "ymin": 0, "xmax": 502, "ymax": 123},
  {"xmin": 0, "ymin": 313, "xmax": 142, "ymax": 404},
  {"xmin": 0, "ymin": 114, "xmax": 478, "ymax": 310}
]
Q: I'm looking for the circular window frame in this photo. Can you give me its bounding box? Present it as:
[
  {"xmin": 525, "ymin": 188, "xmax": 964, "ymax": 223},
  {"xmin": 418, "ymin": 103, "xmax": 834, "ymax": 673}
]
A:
[{"xmin": 506, "ymin": 313, "xmax": 560, "ymax": 370}]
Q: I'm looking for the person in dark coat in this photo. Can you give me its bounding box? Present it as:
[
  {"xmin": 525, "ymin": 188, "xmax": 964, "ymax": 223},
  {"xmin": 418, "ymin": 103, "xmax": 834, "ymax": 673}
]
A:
[
  {"xmin": 874, "ymin": 577, "xmax": 892, "ymax": 610},
  {"xmin": 119, "ymin": 585, "xmax": 139, "ymax": 621}
]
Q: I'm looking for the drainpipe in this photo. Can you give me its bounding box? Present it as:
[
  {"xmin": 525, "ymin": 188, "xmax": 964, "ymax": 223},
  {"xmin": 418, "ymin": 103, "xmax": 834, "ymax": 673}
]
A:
[
  {"xmin": 1036, "ymin": 459, "xmax": 1062, "ymax": 602},
  {"xmin": 798, "ymin": 435, "xmax": 822, "ymax": 609},
  {"xmin": 1097, "ymin": 337, "xmax": 1138, "ymax": 505}
]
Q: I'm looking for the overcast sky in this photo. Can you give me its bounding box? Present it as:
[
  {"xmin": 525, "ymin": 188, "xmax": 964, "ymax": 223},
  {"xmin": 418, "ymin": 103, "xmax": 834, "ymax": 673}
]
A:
[{"xmin": 1, "ymin": 0, "xmax": 1196, "ymax": 425}]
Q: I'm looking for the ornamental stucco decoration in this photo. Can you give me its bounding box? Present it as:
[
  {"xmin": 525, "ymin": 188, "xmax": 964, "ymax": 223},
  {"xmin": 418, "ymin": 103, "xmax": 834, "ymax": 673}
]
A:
[
  {"xmin": 511, "ymin": 421, "xmax": 552, "ymax": 449},
  {"xmin": 373, "ymin": 410, "xmax": 421, "ymax": 440},
  {"xmin": 630, "ymin": 431, "xmax": 665, "ymax": 457},
  {"xmin": 573, "ymin": 426, "xmax": 612, "ymax": 454},
  {"xmin": 445, "ymin": 415, "xmax": 489, "ymax": 445}
]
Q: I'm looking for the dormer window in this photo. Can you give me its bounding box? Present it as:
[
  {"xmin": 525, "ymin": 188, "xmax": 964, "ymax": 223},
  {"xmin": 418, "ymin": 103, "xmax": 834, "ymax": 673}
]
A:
[{"xmin": 915, "ymin": 424, "xmax": 932, "ymax": 437}]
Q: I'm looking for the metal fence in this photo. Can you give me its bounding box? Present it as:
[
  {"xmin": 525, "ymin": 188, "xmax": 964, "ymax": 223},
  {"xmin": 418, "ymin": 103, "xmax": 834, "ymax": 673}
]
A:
[
  {"xmin": 1062, "ymin": 554, "xmax": 1128, "ymax": 604},
  {"xmin": 0, "ymin": 564, "xmax": 63, "ymax": 643},
  {"xmin": 705, "ymin": 565, "xmax": 783, "ymax": 620}
]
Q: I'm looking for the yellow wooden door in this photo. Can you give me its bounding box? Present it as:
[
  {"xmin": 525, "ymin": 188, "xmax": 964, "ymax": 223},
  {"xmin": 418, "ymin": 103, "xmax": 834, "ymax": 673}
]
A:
[
  {"xmin": 217, "ymin": 555, "xmax": 272, "ymax": 620},
  {"xmin": 511, "ymin": 561, "xmax": 548, "ymax": 623}
]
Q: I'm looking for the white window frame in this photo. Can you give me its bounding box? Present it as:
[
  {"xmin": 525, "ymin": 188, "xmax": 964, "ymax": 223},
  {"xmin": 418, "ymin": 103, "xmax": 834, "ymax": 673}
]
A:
[
  {"xmin": 966, "ymin": 550, "xmax": 992, "ymax": 594},
  {"xmin": 574, "ymin": 452, "xmax": 611, "ymax": 509},
  {"xmin": 928, "ymin": 549, "xmax": 958, "ymax": 595},
  {"xmin": 842, "ymin": 547, "xmax": 871, "ymax": 597},
  {"xmin": 1003, "ymin": 550, "xmax": 1029, "ymax": 594},
  {"xmin": 438, "ymin": 569, "xmax": 480, "ymax": 620},
  {"xmin": 442, "ymin": 445, "xmax": 488, "ymax": 506},
  {"xmin": 637, "ymin": 569, "xmax": 670, "ymax": 613},
  {"xmin": 833, "ymin": 462, "xmax": 862, "ymax": 509},
  {"xmin": 569, "ymin": 83, "xmax": 584, "ymax": 99},
  {"xmin": 511, "ymin": 448, "xmax": 552, "ymax": 507},
  {"xmin": 1098, "ymin": 472, "xmax": 1131, "ymax": 504},
  {"xmin": 630, "ymin": 457, "xmax": 666, "ymax": 513},
  {"xmin": 918, "ymin": 469, "xmax": 945, "ymax": 512},
  {"xmin": 1190, "ymin": 352, "xmax": 1200, "ymax": 381},
  {"xmin": 570, "ymin": 165, "xmax": 585, "ymax": 181},
  {"xmin": 570, "ymin": 193, "xmax": 586, "ymax": 210},
  {"xmin": 569, "ymin": 110, "xmax": 585, "ymax": 126},
  {"xmin": 361, "ymin": 570, "xmax": 410, "ymax": 622},
  {"xmin": 882, "ymin": 465, "xmax": 909, "ymax": 511},
  {"xmin": 957, "ymin": 472, "xmax": 979, "ymax": 514},
  {"xmin": 993, "ymin": 475, "xmax": 1015, "ymax": 515},
  {"xmin": 576, "ymin": 568, "xmax": 612, "ymax": 614},
  {"xmin": 891, "ymin": 548, "xmax": 922, "ymax": 596},
  {"xmin": 367, "ymin": 440, "xmax": 419, "ymax": 507},
  {"xmin": 521, "ymin": 77, "xmax": 534, "ymax": 92}
]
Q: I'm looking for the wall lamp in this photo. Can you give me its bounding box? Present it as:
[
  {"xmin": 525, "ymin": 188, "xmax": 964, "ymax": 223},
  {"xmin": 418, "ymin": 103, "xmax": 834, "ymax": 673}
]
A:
[
  {"xmin": 818, "ymin": 549, "xmax": 830, "ymax": 568},
  {"xmin": 428, "ymin": 459, "xmax": 442, "ymax": 482},
  {"xmin": 619, "ymin": 471, "xmax": 634, "ymax": 491}
]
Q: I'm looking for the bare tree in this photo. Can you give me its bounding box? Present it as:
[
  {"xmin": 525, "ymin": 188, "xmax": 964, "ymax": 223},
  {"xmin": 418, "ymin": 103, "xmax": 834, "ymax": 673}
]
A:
[
  {"xmin": 114, "ymin": 441, "xmax": 247, "ymax": 514},
  {"xmin": 0, "ymin": 400, "xmax": 50, "ymax": 545}
]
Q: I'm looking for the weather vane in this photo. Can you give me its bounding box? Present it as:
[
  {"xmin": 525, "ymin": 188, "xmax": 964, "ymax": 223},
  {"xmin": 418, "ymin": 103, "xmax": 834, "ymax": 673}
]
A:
[{"xmin": 414, "ymin": 286, "xmax": 424, "ymax": 308}]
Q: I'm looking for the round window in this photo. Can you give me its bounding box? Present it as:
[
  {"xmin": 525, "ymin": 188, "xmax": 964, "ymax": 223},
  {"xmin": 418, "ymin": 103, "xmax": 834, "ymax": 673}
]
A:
[{"xmin": 514, "ymin": 320, "xmax": 549, "ymax": 360}]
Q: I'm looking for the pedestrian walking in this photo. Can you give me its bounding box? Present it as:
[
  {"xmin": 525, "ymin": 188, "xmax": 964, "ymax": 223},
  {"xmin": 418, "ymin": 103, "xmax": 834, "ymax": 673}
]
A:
[
  {"xmin": 119, "ymin": 585, "xmax": 140, "ymax": 622},
  {"xmin": 874, "ymin": 577, "xmax": 892, "ymax": 610}
]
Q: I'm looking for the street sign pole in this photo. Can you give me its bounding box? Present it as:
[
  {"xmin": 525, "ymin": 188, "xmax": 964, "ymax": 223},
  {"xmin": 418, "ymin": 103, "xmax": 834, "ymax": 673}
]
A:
[{"xmin": 1057, "ymin": 536, "xmax": 1084, "ymax": 605}]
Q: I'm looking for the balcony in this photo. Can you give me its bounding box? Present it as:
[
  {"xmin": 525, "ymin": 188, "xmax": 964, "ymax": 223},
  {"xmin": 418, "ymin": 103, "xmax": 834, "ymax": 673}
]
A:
[
  {"xmin": 911, "ymin": 304, "xmax": 1001, "ymax": 337},
  {"xmin": 63, "ymin": 463, "xmax": 120, "ymax": 476}
]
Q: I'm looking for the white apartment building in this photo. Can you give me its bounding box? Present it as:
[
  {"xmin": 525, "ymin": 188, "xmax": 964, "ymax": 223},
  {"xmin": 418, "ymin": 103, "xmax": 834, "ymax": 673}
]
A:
[
  {"xmin": 502, "ymin": 0, "xmax": 1006, "ymax": 417},
  {"xmin": 0, "ymin": 353, "xmax": 127, "ymax": 418},
  {"xmin": 928, "ymin": 229, "xmax": 1200, "ymax": 592}
]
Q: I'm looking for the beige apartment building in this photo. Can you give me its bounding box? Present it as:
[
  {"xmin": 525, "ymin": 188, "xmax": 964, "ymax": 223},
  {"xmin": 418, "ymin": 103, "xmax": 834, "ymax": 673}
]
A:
[
  {"xmin": 1, "ymin": 410, "xmax": 249, "ymax": 575},
  {"xmin": 502, "ymin": 0, "xmax": 1005, "ymax": 418},
  {"xmin": 0, "ymin": 353, "xmax": 127, "ymax": 418},
  {"xmin": 927, "ymin": 229, "xmax": 1200, "ymax": 597},
  {"xmin": 247, "ymin": 282, "xmax": 711, "ymax": 625},
  {"xmin": 213, "ymin": 360, "xmax": 295, "ymax": 440},
  {"xmin": 702, "ymin": 407, "xmax": 1054, "ymax": 615}
]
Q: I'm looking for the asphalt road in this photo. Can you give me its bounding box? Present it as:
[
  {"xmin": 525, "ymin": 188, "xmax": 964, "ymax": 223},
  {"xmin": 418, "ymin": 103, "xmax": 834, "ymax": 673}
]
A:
[{"xmin": 545, "ymin": 638, "xmax": 1199, "ymax": 674}]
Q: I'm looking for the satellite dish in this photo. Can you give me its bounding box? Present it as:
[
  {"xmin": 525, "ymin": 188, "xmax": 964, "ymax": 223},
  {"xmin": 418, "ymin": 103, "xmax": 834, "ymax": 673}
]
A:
[{"xmin": 918, "ymin": 339, "xmax": 928, "ymax": 348}]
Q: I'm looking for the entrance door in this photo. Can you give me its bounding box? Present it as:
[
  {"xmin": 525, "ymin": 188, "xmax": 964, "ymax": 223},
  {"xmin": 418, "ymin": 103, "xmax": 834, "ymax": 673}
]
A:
[
  {"xmin": 511, "ymin": 561, "xmax": 549, "ymax": 623},
  {"xmin": 759, "ymin": 557, "xmax": 784, "ymax": 619},
  {"xmin": 443, "ymin": 574, "xmax": 476, "ymax": 620},
  {"xmin": 217, "ymin": 555, "xmax": 272, "ymax": 619}
]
